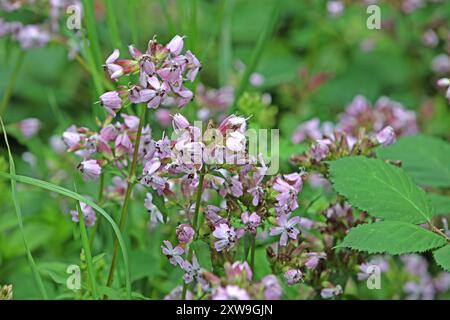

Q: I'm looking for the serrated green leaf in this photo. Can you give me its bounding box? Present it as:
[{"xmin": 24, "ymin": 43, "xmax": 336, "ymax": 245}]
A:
[
  {"xmin": 433, "ymin": 245, "xmax": 450, "ymax": 272},
  {"xmin": 376, "ymin": 135, "xmax": 450, "ymax": 188},
  {"xmin": 329, "ymin": 156, "xmax": 434, "ymax": 224},
  {"xmin": 427, "ymin": 193, "xmax": 450, "ymax": 216},
  {"xmin": 339, "ymin": 221, "xmax": 446, "ymax": 254}
]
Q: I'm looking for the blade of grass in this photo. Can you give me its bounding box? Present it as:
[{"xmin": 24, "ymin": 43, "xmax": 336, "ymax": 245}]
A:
[
  {"xmin": 74, "ymin": 183, "xmax": 99, "ymax": 300},
  {"xmin": 199, "ymin": 0, "xmax": 226, "ymax": 63},
  {"xmin": 187, "ymin": 0, "xmax": 198, "ymax": 53},
  {"xmin": 231, "ymin": 3, "xmax": 280, "ymax": 112},
  {"xmin": 104, "ymin": 0, "xmax": 122, "ymax": 49},
  {"xmin": 0, "ymin": 171, "xmax": 132, "ymax": 299},
  {"xmin": 0, "ymin": 50, "xmax": 26, "ymax": 116},
  {"xmin": 82, "ymin": 0, "xmax": 103, "ymax": 67},
  {"xmin": 218, "ymin": 0, "xmax": 234, "ymax": 87},
  {"xmin": 0, "ymin": 117, "xmax": 48, "ymax": 299},
  {"xmin": 127, "ymin": 1, "xmax": 138, "ymax": 44},
  {"xmin": 159, "ymin": 0, "xmax": 175, "ymax": 36}
]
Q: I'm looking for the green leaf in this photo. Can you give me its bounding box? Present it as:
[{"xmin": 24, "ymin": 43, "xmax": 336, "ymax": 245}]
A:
[
  {"xmin": 427, "ymin": 193, "xmax": 450, "ymax": 216},
  {"xmin": 191, "ymin": 240, "xmax": 213, "ymax": 272},
  {"xmin": 376, "ymin": 135, "xmax": 450, "ymax": 188},
  {"xmin": 339, "ymin": 221, "xmax": 447, "ymax": 254},
  {"xmin": 433, "ymin": 245, "xmax": 450, "ymax": 272},
  {"xmin": 329, "ymin": 156, "xmax": 434, "ymax": 224}
]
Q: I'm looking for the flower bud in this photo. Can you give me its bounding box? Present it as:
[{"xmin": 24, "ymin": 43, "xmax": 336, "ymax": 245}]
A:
[{"xmin": 176, "ymin": 224, "xmax": 195, "ymax": 244}]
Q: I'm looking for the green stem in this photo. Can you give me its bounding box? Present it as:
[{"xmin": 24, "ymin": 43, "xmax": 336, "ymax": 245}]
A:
[
  {"xmin": 104, "ymin": 105, "xmax": 147, "ymax": 296},
  {"xmin": 75, "ymin": 185, "xmax": 99, "ymax": 300},
  {"xmin": 181, "ymin": 166, "xmax": 206, "ymax": 300},
  {"xmin": 89, "ymin": 173, "xmax": 104, "ymax": 249},
  {"xmin": 250, "ymin": 234, "xmax": 256, "ymax": 271},
  {"xmin": 104, "ymin": 0, "xmax": 122, "ymax": 49},
  {"xmin": 0, "ymin": 51, "xmax": 26, "ymax": 116}
]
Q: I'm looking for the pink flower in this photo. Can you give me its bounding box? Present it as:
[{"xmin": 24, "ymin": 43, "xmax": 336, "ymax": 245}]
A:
[
  {"xmin": 376, "ymin": 126, "xmax": 396, "ymax": 146},
  {"xmin": 212, "ymin": 285, "xmax": 250, "ymax": 300},
  {"xmin": 115, "ymin": 133, "xmax": 133, "ymax": 155},
  {"xmin": 213, "ymin": 223, "xmax": 239, "ymax": 252},
  {"xmin": 19, "ymin": 118, "xmax": 41, "ymax": 138},
  {"xmin": 99, "ymin": 91, "xmax": 122, "ymax": 116},
  {"xmin": 166, "ymin": 35, "xmax": 184, "ymax": 56},
  {"xmin": 262, "ymin": 275, "xmax": 282, "ymax": 300},
  {"xmin": 269, "ymin": 214, "xmax": 301, "ymax": 246},
  {"xmin": 181, "ymin": 254, "xmax": 207, "ymax": 288},
  {"xmin": 321, "ymin": 285, "xmax": 343, "ymax": 299},
  {"xmin": 176, "ymin": 224, "xmax": 195, "ymax": 244},
  {"xmin": 284, "ymin": 269, "xmax": 303, "ymax": 285},
  {"xmin": 311, "ymin": 139, "xmax": 330, "ymax": 162},
  {"xmin": 77, "ymin": 159, "xmax": 101, "ymax": 181},
  {"xmin": 305, "ymin": 252, "xmax": 326, "ymax": 270},
  {"xmin": 104, "ymin": 49, "xmax": 124, "ymax": 80},
  {"xmin": 100, "ymin": 124, "xmax": 118, "ymax": 141},
  {"xmin": 122, "ymin": 114, "xmax": 140, "ymax": 131},
  {"xmin": 70, "ymin": 202, "xmax": 96, "ymax": 227},
  {"xmin": 62, "ymin": 130, "xmax": 81, "ymax": 150},
  {"xmin": 155, "ymin": 108, "xmax": 172, "ymax": 128},
  {"xmin": 172, "ymin": 113, "xmax": 190, "ymax": 130},
  {"xmin": 225, "ymin": 261, "xmax": 253, "ymax": 282},
  {"xmin": 292, "ymin": 118, "xmax": 322, "ymax": 143},
  {"xmin": 241, "ymin": 212, "xmax": 261, "ymax": 233},
  {"xmin": 161, "ymin": 240, "xmax": 184, "ymax": 266},
  {"xmin": 185, "ymin": 50, "xmax": 201, "ymax": 82}
]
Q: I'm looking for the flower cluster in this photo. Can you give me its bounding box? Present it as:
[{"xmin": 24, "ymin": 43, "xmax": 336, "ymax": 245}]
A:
[
  {"xmin": 100, "ymin": 35, "xmax": 200, "ymax": 115},
  {"xmin": 0, "ymin": 0, "xmax": 81, "ymax": 50}
]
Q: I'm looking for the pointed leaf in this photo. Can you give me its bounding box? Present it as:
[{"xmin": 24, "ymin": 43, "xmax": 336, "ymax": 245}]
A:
[
  {"xmin": 433, "ymin": 245, "xmax": 450, "ymax": 272},
  {"xmin": 339, "ymin": 221, "xmax": 446, "ymax": 254},
  {"xmin": 329, "ymin": 156, "xmax": 434, "ymax": 224},
  {"xmin": 376, "ymin": 135, "xmax": 450, "ymax": 188}
]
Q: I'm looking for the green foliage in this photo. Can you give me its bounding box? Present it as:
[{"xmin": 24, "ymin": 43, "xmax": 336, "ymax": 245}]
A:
[
  {"xmin": 427, "ymin": 193, "xmax": 450, "ymax": 215},
  {"xmin": 237, "ymin": 92, "xmax": 278, "ymax": 128},
  {"xmin": 329, "ymin": 156, "xmax": 434, "ymax": 224},
  {"xmin": 330, "ymin": 156, "xmax": 449, "ymax": 270},
  {"xmin": 433, "ymin": 245, "xmax": 450, "ymax": 272},
  {"xmin": 338, "ymin": 221, "xmax": 446, "ymax": 254},
  {"xmin": 376, "ymin": 135, "xmax": 450, "ymax": 188}
]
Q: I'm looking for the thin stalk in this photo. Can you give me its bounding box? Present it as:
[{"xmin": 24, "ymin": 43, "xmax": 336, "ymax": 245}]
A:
[
  {"xmin": 0, "ymin": 51, "xmax": 26, "ymax": 116},
  {"xmin": 74, "ymin": 184, "xmax": 99, "ymax": 300},
  {"xmin": 104, "ymin": 105, "xmax": 147, "ymax": 294},
  {"xmin": 127, "ymin": 1, "xmax": 138, "ymax": 44},
  {"xmin": 89, "ymin": 173, "xmax": 104, "ymax": 249},
  {"xmin": 181, "ymin": 166, "xmax": 206, "ymax": 300},
  {"xmin": 160, "ymin": 0, "xmax": 175, "ymax": 36},
  {"xmin": 218, "ymin": 0, "xmax": 234, "ymax": 87},
  {"xmin": 82, "ymin": 0, "xmax": 103, "ymax": 67},
  {"xmin": 250, "ymin": 234, "xmax": 256, "ymax": 270},
  {"xmin": 231, "ymin": 3, "xmax": 280, "ymax": 111},
  {"xmin": 104, "ymin": 0, "xmax": 122, "ymax": 49}
]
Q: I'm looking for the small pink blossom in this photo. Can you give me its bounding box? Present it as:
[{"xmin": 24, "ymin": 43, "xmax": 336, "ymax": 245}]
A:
[
  {"xmin": 161, "ymin": 240, "xmax": 184, "ymax": 266},
  {"xmin": 77, "ymin": 159, "xmax": 101, "ymax": 181},
  {"xmin": 176, "ymin": 224, "xmax": 195, "ymax": 244},
  {"xmin": 19, "ymin": 118, "xmax": 41, "ymax": 138},
  {"xmin": 269, "ymin": 214, "xmax": 301, "ymax": 246},
  {"xmin": 284, "ymin": 269, "xmax": 303, "ymax": 285}
]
